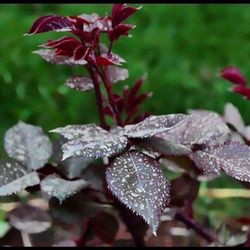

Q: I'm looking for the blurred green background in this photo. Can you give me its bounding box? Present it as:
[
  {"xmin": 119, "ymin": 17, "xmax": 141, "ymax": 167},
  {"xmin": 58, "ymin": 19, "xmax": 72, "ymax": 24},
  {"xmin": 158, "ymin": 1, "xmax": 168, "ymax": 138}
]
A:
[
  {"xmin": 1, "ymin": 4, "xmax": 250, "ymax": 145},
  {"xmin": 0, "ymin": 4, "xmax": 249, "ymax": 241}
]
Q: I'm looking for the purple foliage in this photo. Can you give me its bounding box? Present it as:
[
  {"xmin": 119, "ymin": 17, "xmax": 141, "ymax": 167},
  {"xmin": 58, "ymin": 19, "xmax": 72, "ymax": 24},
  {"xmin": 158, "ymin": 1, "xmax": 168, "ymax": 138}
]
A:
[{"xmin": 1, "ymin": 3, "xmax": 249, "ymax": 247}]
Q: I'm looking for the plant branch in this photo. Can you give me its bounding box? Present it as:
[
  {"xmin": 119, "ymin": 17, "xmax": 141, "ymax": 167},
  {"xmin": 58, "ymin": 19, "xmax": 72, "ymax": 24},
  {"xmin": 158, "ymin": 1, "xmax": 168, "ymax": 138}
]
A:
[
  {"xmin": 94, "ymin": 65, "xmax": 123, "ymax": 126},
  {"xmin": 21, "ymin": 232, "xmax": 32, "ymax": 247},
  {"xmin": 174, "ymin": 212, "xmax": 215, "ymax": 243},
  {"xmin": 87, "ymin": 66, "xmax": 109, "ymax": 130}
]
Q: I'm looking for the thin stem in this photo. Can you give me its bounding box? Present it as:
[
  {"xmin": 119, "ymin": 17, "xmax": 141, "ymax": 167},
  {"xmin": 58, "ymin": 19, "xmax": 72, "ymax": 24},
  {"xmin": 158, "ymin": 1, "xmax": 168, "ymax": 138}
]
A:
[
  {"xmin": 107, "ymin": 41, "xmax": 113, "ymax": 55},
  {"xmin": 94, "ymin": 65, "xmax": 123, "ymax": 126},
  {"xmin": 21, "ymin": 232, "xmax": 32, "ymax": 247},
  {"xmin": 174, "ymin": 212, "xmax": 215, "ymax": 243},
  {"xmin": 87, "ymin": 66, "xmax": 109, "ymax": 130}
]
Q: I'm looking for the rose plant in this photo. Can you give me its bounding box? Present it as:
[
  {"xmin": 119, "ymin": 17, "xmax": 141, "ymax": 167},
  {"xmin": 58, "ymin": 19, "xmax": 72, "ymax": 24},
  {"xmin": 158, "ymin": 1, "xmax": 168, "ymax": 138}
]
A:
[{"xmin": 0, "ymin": 4, "xmax": 249, "ymax": 247}]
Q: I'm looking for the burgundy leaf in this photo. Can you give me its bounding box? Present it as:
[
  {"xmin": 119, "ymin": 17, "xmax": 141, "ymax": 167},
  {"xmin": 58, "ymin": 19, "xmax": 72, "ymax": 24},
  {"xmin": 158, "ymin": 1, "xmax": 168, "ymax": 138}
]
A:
[
  {"xmin": 126, "ymin": 75, "xmax": 145, "ymax": 104},
  {"xmin": 0, "ymin": 160, "xmax": 40, "ymax": 196},
  {"xmin": 82, "ymin": 163, "xmax": 105, "ymax": 191},
  {"xmin": 59, "ymin": 156, "xmax": 92, "ymax": 179},
  {"xmin": 43, "ymin": 36, "xmax": 81, "ymax": 51},
  {"xmin": 137, "ymin": 137, "xmax": 192, "ymax": 156},
  {"xmin": 49, "ymin": 193, "xmax": 104, "ymax": 224},
  {"xmin": 130, "ymin": 92, "xmax": 152, "ymax": 108},
  {"xmin": 91, "ymin": 211, "xmax": 119, "ymax": 244},
  {"xmin": 61, "ymin": 131, "xmax": 128, "ymax": 160},
  {"xmin": 107, "ymin": 66, "xmax": 129, "ymax": 83},
  {"xmin": 124, "ymin": 114, "xmax": 188, "ymax": 138},
  {"xmin": 220, "ymin": 66, "xmax": 246, "ymax": 85},
  {"xmin": 108, "ymin": 24, "xmax": 135, "ymax": 41},
  {"xmin": 73, "ymin": 45, "xmax": 86, "ymax": 60},
  {"xmin": 7, "ymin": 203, "xmax": 52, "ymax": 234},
  {"xmin": 231, "ymin": 85, "xmax": 250, "ymax": 99},
  {"xmin": 26, "ymin": 15, "xmax": 73, "ymax": 35},
  {"xmin": 106, "ymin": 151, "xmax": 170, "ymax": 235},
  {"xmin": 96, "ymin": 53, "xmax": 125, "ymax": 66},
  {"xmin": 111, "ymin": 4, "xmax": 123, "ymax": 24},
  {"xmin": 193, "ymin": 141, "xmax": 250, "ymax": 182},
  {"xmin": 50, "ymin": 124, "xmax": 107, "ymax": 140},
  {"xmin": 223, "ymin": 103, "xmax": 246, "ymax": 135},
  {"xmin": 4, "ymin": 121, "xmax": 52, "ymax": 170},
  {"xmin": 112, "ymin": 4, "xmax": 141, "ymax": 28},
  {"xmin": 43, "ymin": 36, "xmax": 78, "ymax": 48},
  {"xmin": 41, "ymin": 174, "xmax": 90, "ymax": 203},
  {"xmin": 65, "ymin": 75, "xmax": 94, "ymax": 92},
  {"xmin": 159, "ymin": 111, "xmax": 230, "ymax": 147},
  {"xmin": 33, "ymin": 49, "xmax": 87, "ymax": 65}
]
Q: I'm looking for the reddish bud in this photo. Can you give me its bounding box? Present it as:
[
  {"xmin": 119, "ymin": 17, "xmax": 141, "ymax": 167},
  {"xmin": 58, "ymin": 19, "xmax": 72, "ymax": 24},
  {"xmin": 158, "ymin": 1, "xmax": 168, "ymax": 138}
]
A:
[{"xmin": 220, "ymin": 66, "xmax": 246, "ymax": 85}]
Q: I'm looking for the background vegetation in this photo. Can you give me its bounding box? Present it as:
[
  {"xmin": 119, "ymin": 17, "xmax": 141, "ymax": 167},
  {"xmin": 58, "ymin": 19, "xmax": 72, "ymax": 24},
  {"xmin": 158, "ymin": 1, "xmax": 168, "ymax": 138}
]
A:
[{"xmin": 0, "ymin": 4, "xmax": 249, "ymax": 242}]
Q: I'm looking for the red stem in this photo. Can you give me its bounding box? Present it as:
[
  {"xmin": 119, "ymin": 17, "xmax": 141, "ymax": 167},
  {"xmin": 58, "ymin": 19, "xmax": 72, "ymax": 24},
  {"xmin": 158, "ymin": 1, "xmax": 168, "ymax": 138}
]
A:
[
  {"xmin": 174, "ymin": 212, "xmax": 215, "ymax": 243},
  {"xmin": 87, "ymin": 66, "xmax": 109, "ymax": 130},
  {"xmin": 94, "ymin": 65, "xmax": 123, "ymax": 126}
]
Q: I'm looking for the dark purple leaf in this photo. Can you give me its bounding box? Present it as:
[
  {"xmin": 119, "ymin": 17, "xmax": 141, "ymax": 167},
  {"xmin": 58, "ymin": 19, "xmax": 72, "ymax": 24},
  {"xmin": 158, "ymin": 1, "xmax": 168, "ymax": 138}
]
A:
[
  {"xmin": 59, "ymin": 156, "xmax": 92, "ymax": 179},
  {"xmin": 26, "ymin": 15, "xmax": 73, "ymax": 35},
  {"xmin": 96, "ymin": 53, "xmax": 125, "ymax": 66},
  {"xmin": 4, "ymin": 121, "xmax": 52, "ymax": 170},
  {"xmin": 50, "ymin": 124, "xmax": 107, "ymax": 140},
  {"xmin": 40, "ymin": 174, "xmax": 90, "ymax": 203},
  {"xmin": 112, "ymin": 4, "xmax": 141, "ymax": 28},
  {"xmin": 106, "ymin": 151, "xmax": 170, "ymax": 235},
  {"xmin": 223, "ymin": 103, "xmax": 246, "ymax": 135},
  {"xmin": 91, "ymin": 211, "xmax": 119, "ymax": 244},
  {"xmin": 82, "ymin": 163, "xmax": 105, "ymax": 191},
  {"xmin": 43, "ymin": 36, "xmax": 81, "ymax": 51},
  {"xmin": 230, "ymin": 84, "xmax": 250, "ymax": 99},
  {"xmin": 137, "ymin": 137, "xmax": 192, "ymax": 156},
  {"xmin": 162, "ymin": 155, "xmax": 219, "ymax": 181},
  {"xmin": 73, "ymin": 45, "xmax": 86, "ymax": 60},
  {"xmin": 108, "ymin": 24, "xmax": 135, "ymax": 41},
  {"xmin": 7, "ymin": 203, "xmax": 51, "ymax": 234},
  {"xmin": 159, "ymin": 111, "xmax": 230, "ymax": 147},
  {"xmin": 126, "ymin": 75, "xmax": 146, "ymax": 104},
  {"xmin": 65, "ymin": 75, "xmax": 94, "ymax": 92},
  {"xmin": 124, "ymin": 114, "xmax": 188, "ymax": 138},
  {"xmin": 193, "ymin": 141, "xmax": 250, "ymax": 182},
  {"xmin": 51, "ymin": 124, "xmax": 128, "ymax": 160},
  {"xmin": 107, "ymin": 66, "xmax": 129, "ymax": 83},
  {"xmin": 61, "ymin": 132, "xmax": 128, "ymax": 160},
  {"xmin": 49, "ymin": 193, "xmax": 105, "ymax": 224},
  {"xmin": 220, "ymin": 66, "xmax": 246, "ymax": 85},
  {"xmin": 33, "ymin": 49, "xmax": 87, "ymax": 65},
  {"xmin": 0, "ymin": 160, "xmax": 40, "ymax": 196}
]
